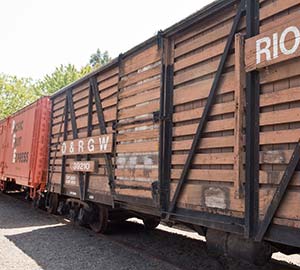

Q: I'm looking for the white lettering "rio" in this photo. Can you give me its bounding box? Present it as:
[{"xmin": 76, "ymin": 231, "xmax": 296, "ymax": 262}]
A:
[{"xmin": 256, "ymin": 26, "xmax": 300, "ymax": 64}]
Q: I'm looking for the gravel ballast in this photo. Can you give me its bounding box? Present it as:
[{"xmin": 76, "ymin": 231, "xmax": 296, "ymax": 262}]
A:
[{"xmin": 0, "ymin": 193, "xmax": 299, "ymax": 270}]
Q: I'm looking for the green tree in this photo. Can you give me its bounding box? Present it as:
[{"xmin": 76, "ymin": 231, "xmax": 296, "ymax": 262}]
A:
[
  {"xmin": 38, "ymin": 64, "xmax": 87, "ymax": 95},
  {"xmin": 37, "ymin": 64, "xmax": 93, "ymax": 95},
  {"xmin": 89, "ymin": 49, "xmax": 111, "ymax": 68},
  {"xmin": 0, "ymin": 74, "xmax": 39, "ymax": 119},
  {"xmin": 0, "ymin": 49, "xmax": 111, "ymax": 118}
]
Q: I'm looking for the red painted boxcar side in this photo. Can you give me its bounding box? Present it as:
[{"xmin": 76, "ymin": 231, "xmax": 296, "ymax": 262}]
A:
[{"xmin": 0, "ymin": 97, "xmax": 50, "ymax": 198}]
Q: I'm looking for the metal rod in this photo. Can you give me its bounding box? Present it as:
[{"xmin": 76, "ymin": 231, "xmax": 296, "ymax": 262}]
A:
[
  {"xmin": 90, "ymin": 77, "xmax": 115, "ymax": 200},
  {"xmin": 161, "ymin": 64, "xmax": 173, "ymax": 214},
  {"xmin": 67, "ymin": 90, "xmax": 85, "ymax": 200},
  {"xmin": 60, "ymin": 95, "xmax": 69, "ymax": 195},
  {"xmin": 245, "ymin": 0, "xmax": 260, "ymax": 239},
  {"xmin": 83, "ymin": 84, "xmax": 94, "ymax": 201}
]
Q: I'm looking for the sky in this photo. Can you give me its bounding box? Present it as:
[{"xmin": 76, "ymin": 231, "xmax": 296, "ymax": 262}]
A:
[{"xmin": 0, "ymin": 0, "xmax": 215, "ymax": 80}]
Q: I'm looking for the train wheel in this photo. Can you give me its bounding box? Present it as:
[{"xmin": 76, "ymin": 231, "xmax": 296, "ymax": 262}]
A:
[
  {"xmin": 32, "ymin": 194, "xmax": 45, "ymax": 209},
  {"xmin": 0, "ymin": 181, "xmax": 7, "ymax": 193},
  {"xmin": 143, "ymin": 217, "xmax": 160, "ymax": 230},
  {"xmin": 206, "ymin": 229, "xmax": 272, "ymax": 266},
  {"xmin": 47, "ymin": 193, "xmax": 59, "ymax": 214},
  {"xmin": 89, "ymin": 205, "xmax": 109, "ymax": 233}
]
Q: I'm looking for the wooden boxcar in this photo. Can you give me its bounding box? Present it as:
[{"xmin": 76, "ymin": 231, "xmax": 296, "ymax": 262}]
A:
[
  {"xmin": 0, "ymin": 97, "xmax": 50, "ymax": 199},
  {"xmin": 47, "ymin": 0, "xmax": 300, "ymax": 263}
]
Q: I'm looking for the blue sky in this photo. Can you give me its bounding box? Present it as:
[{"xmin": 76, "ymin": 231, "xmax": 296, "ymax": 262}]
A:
[{"xmin": 0, "ymin": 0, "xmax": 214, "ymax": 79}]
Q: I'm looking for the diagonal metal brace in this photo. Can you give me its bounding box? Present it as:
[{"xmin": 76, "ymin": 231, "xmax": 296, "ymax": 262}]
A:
[
  {"xmin": 66, "ymin": 90, "xmax": 85, "ymax": 200},
  {"xmin": 90, "ymin": 77, "xmax": 115, "ymax": 199},
  {"xmin": 166, "ymin": 0, "xmax": 245, "ymax": 220},
  {"xmin": 255, "ymin": 141, "xmax": 300, "ymax": 241}
]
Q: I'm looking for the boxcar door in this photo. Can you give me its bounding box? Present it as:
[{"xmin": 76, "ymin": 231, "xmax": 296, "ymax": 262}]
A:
[
  {"xmin": 114, "ymin": 43, "xmax": 162, "ymax": 209},
  {"xmin": 162, "ymin": 2, "xmax": 246, "ymax": 232}
]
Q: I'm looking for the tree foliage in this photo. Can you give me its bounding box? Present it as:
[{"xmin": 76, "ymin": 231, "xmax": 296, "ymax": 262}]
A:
[
  {"xmin": 0, "ymin": 49, "xmax": 111, "ymax": 119},
  {"xmin": 37, "ymin": 64, "xmax": 92, "ymax": 95},
  {"xmin": 0, "ymin": 74, "xmax": 40, "ymax": 119},
  {"xmin": 89, "ymin": 49, "xmax": 111, "ymax": 69}
]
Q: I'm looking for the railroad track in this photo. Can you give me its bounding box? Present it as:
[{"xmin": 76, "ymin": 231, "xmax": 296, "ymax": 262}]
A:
[{"xmin": 1, "ymin": 192, "xmax": 299, "ymax": 270}]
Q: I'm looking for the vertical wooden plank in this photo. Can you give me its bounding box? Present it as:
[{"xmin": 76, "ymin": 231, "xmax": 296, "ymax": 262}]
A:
[{"xmin": 234, "ymin": 33, "xmax": 245, "ymax": 199}]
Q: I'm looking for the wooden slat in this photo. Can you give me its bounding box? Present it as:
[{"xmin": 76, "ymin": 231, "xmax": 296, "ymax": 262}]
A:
[
  {"xmin": 260, "ymin": 189, "xmax": 300, "ymax": 220},
  {"xmin": 260, "ymin": 129, "xmax": 300, "ymax": 145},
  {"xmin": 171, "ymin": 129, "xmax": 300, "ymax": 149},
  {"xmin": 117, "ymin": 129, "xmax": 159, "ymax": 142},
  {"xmin": 123, "ymin": 45, "xmax": 160, "ymax": 75},
  {"xmin": 118, "ymin": 100, "xmax": 159, "ymax": 120},
  {"xmin": 175, "ymin": 41, "xmax": 227, "ymax": 72},
  {"xmin": 260, "ymin": 107, "xmax": 300, "ymax": 126},
  {"xmin": 260, "ymin": 58, "xmax": 300, "ymax": 84},
  {"xmin": 171, "ymin": 169, "xmax": 234, "ymax": 181},
  {"xmin": 172, "ymin": 136, "xmax": 234, "ymax": 151},
  {"xmin": 52, "ymin": 110, "xmax": 116, "ymax": 132},
  {"xmin": 173, "ymin": 101, "xmax": 235, "ymax": 123},
  {"xmin": 260, "ymin": 9, "xmax": 300, "ymax": 33},
  {"xmin": 53, "ymin": 94, "xmax": 117, "ymax": 115},
  {"xmin": 259, "ymin": 150, "xmax": 293, "ymax": 165},
  {"xmin": 100, "ymin": 86, "xmax": 118, "ymax": 100},
  {"xmin": 117, "ymin": 141, "xmax": 158, "ymax": 153},
  {"xmin": 99, "ymin": 76, "xmax": 119, "ymax": 91},
  {"xmin": 175, "ymin": 19, "xmax": 239, "ymax": 58},
  {"xmin": 172, "ymin": 153, "xmax": 234, "ymax": 165},
  {"xmin": 173, "ymin": 72, "xmax": 235, "ymax": 106},
  {"xmin": 115, "ymin": 188, "xmax": 152, "ymax": 198},
  {"xmin": 115, "ymin": 168, "xmax": 158, "ymax": 179},
  {"xmin": 174, "ymin": 55, "xmax": 234, "ymax": 86},
  {"xmin": 120, "ymin": 65, "xmax": 161, "ymax": 88},
  {"xmin": 96, "ymin": 66, "xmax": 119, "ymax": 83},
  {"xmin": 260, "ymin": 0, "xmax": 300, "ymax": 21},
  {"xmin": 53, "ymin": 107, "xmax": 116, "ymax": 123},
  {"xmin": 173, "ymin": 118, "xmax": 234, "ymax": 137},
  {"xmin": 53, "ymin": 82, "xmax": 89, "ymax": 105},
  {"xmin": 116, "ymin": 120, "xmax": 155, "ymax": 133},
  {"xmin": 175, "ymin": 9, "xmax": 237, "ymax": 45},
  {"xmin": 260, "ymin": 86, "xmax": 300, "ymax": 107},
  {"xmin": 115, "ymin": 180, "xmax": 153, "ymax": 189},
  {"xmin": 260, "ymin": 170, "xmax": 300, "ymax": 186},
  {"xmin": 119, "ymin": 88, "xmax": 160, "ymax": 109},
  {"xmin": 119, "ymin": 78, "xmax": 160, "ymax": 99}
]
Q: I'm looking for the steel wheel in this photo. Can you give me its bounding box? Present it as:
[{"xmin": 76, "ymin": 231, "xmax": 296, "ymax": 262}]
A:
[
  {"xmin": 89, "ymin": 205, "xmax": 109, "ymax": 233},
  {"xmin": 143, "ymin": 217, "xmax": 160, "ymax": 230},
  {"xmin": 47, "ymin": 193, "xmax": 59, "ymax": 214}
]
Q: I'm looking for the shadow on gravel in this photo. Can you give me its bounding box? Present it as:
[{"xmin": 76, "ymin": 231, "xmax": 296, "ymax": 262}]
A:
[
  {"xmin": 5, "ymin": 219, "xmax": 300, "ymax": 270},
  {"xmin": 0, "ymin": 193, "xmax": 60, "ymax": 229},
  {"xmin": 6, "ymin": 223, "xmax": 176, "ymax": 270}
]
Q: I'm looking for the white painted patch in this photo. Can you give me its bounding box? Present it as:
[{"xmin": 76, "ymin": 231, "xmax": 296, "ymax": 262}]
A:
[{"xmin": 204, "ymin": 187, "xmax": 227, "ymax": 209}]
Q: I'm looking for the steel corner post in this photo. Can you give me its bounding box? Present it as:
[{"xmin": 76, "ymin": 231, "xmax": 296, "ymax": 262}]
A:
[{"xmin": 245, "ymin": 0, "xmax": 260, "ymax": 239}]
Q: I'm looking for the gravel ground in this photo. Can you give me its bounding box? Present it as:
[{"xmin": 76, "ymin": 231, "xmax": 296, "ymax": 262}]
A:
[{"xmin": 0, "ymin": 193, "xmax": 299, "ymax": 270}]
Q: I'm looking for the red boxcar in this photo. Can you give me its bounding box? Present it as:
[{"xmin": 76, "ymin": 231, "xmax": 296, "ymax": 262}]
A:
[{"xmin": 0, "ymin": 97, "xmax": 50, "ymax": 198}]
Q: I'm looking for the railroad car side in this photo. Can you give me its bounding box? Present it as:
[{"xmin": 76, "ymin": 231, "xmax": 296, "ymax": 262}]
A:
[
  {"xmin": 46, "ymin": 0, "xmax": 300, "ymax": 263},
  {"xmin": 48, "ymin": 64, "xmax": 119, "ymax": 207},
  {"xmin": 160, "ymin": 0, "xmax": 300, "ymax": 260},
  {"xmin": 0, "ymin": 97, "xmax": 50, "ymax": 199}
]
